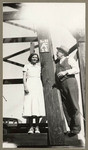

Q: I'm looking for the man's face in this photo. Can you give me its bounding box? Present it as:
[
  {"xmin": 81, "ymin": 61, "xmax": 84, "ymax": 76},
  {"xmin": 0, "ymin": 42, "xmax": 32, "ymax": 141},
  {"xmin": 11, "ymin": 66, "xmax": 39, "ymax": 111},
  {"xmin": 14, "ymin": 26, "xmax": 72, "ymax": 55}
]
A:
[{"xmin": 56, "ymin": 51, "xmax": 65, "ymax": 59}]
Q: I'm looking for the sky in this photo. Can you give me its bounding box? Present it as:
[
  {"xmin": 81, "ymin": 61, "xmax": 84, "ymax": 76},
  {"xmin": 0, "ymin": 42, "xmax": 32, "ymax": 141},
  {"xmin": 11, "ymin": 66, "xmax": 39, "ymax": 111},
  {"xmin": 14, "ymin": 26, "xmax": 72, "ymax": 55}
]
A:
[
  {"xmin": 17, "ymin": 3, "xmax": 85, "ymax": 51},
  {"xmin": 18, "ymin": 3, "xmax": 85, "ymax": 34}
]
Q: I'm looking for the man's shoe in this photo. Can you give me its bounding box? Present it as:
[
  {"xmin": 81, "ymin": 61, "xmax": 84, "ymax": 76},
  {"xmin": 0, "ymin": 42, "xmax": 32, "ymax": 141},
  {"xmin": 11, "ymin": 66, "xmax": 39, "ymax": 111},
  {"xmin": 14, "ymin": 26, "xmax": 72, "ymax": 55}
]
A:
[
  {"xmin": 35, "ymin": 126, "xmax": 40, "ymax": 133},
  {"xmin": 28, "ymin": 127, "xmax": 34, "ymax": 134},
  {"xmin": 68, "ymin": 130, "xmax": 78, "ymax": 137},
  {"xmin": 64, "ymin": 131, "xmax": 70, "ymax": 136}
]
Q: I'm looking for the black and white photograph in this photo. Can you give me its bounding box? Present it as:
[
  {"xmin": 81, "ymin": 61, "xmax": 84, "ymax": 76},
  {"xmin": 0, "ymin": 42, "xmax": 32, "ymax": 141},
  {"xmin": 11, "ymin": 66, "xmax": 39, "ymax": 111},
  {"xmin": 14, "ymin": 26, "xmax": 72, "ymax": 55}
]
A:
[{"xmin": 3, "ymin": 2, "xmax": 86, "ymax": 148}]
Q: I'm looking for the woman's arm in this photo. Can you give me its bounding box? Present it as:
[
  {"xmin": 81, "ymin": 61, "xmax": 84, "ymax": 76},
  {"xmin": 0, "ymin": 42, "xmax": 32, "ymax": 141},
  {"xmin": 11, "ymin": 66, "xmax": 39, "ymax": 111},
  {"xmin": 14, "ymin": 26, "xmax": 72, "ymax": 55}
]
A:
[{"xmin": 23, "ymin": 71, "xmax": 29, "ymax": 94}]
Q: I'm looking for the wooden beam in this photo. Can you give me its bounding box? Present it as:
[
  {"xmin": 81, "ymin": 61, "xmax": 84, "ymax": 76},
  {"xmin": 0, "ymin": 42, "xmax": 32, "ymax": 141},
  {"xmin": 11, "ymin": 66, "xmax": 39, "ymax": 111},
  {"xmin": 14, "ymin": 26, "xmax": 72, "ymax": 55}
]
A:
[
  {"xmin": 3, "ymin": 3, "xmax": 21, "ymax": 9},
  {"xmin": 30, "ymin": 42, "xmax": 35, "ymax": 54},
  {"xmin": 5, "ymin": 21, "xmax": 35, "ymax": 32},
  {"xmin": 3, "ymin": 45, "xmax": 39, "ymax": 60},
  {"xmin": 78, "ymin": 36, "xmax": 85, "ymax": 43},
  {"xmin": 37, "ymin": 29, "xmax": 64, "ymax": 146},
  {"xmin": 3, "ymin": 11, "xmax": 19, "ymax": 21},
  {"xmin": 3, "ymin": 78, "xmax": 23, "ymax": 84},
  {"xmin": 68, "ymin": 43, "xmax": 78, "ymax": 54},
  {"xmin": 3, "ymin": 37, "xmax": 38, "ymax": 43},
  {"xmin": 3, "ymin": 59, "xmax": 24, "ymax": 67},
  {"xmin": 3, "ymin": 48, "xmax": 30, "ymax": 60},
  {"xmin": 77, "ymin": 37, "xmax": 85, "ymax": 119}
]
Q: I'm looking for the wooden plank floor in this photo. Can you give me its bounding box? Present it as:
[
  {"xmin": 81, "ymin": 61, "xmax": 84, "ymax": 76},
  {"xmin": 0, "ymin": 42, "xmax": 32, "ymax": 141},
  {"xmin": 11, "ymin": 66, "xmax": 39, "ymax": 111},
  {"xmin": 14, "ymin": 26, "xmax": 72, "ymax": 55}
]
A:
[
  {"xmin": 3, "ymin": 132, "xmax": 84, "ymax": 148},
  {"xmin": 64, "ymin": 134, "xmax": 84, "ymax": 147},
  {"xmin": 3, "ymin": 123, "xmax": 84, "ymax": 147},
  {"xmin": 4, "ymin": 133, "xmax": 48, "ymax": 147}
]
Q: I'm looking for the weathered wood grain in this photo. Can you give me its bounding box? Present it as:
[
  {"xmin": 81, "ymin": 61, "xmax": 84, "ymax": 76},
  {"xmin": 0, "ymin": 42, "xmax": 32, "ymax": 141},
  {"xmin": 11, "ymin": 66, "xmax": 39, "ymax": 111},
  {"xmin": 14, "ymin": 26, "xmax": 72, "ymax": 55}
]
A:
[{"xmin": 37, "ymin": 29, "xmax": 64, "ymax": 146}]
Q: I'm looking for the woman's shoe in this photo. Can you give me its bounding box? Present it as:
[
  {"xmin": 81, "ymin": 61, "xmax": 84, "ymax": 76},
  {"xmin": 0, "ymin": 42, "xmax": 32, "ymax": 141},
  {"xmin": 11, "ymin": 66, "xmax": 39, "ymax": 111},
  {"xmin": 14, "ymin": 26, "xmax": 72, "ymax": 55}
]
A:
[
  {"xmin": 35, "ymin": 126, "xmax": 40, "ymax": 133},
  {"xmin": 28, "ymin": 127, "xmax": 34, "ymax": 134}
]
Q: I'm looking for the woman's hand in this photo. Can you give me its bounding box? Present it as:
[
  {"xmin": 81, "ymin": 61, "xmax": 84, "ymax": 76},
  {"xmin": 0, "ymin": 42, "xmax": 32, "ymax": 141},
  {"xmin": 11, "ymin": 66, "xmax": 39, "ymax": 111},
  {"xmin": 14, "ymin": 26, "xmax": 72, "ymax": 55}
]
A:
[
  {"xmin": 24, "ymin": 86, "xmax": 29, "ymax": 94},
  {"xmin": 57, "ymin": 71, "xmax": 67, "ymax": 78}
]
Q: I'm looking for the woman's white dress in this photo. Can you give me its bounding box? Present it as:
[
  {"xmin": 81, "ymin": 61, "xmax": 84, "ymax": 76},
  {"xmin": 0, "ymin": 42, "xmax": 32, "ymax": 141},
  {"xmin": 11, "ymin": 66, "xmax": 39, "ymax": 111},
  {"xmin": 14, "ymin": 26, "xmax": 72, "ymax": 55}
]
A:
[{"xmin": 22, "ymin": 62, "xmax": 46, "ymax": 118}]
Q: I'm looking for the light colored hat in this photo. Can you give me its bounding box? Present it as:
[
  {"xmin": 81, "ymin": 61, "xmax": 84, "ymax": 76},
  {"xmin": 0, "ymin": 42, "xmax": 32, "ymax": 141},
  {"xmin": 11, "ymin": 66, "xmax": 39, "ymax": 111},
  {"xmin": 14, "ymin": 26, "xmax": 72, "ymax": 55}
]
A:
[{"xmin": 56, "ymin": 45, "xmax": 68, "ymax": 55}]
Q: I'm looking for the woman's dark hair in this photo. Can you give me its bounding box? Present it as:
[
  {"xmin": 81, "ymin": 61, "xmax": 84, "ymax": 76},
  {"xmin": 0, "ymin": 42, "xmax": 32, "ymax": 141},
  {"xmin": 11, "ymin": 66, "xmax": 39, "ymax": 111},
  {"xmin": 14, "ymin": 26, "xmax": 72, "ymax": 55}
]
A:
[{"xmin": 28, "ymin": 53, "xmax": 39, "ymax": 63}]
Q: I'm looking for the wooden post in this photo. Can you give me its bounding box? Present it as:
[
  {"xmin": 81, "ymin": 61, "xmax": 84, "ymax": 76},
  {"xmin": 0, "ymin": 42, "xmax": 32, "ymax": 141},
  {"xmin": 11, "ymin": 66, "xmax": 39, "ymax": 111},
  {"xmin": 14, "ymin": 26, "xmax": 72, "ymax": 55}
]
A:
[
  {"xmin": 37, "ymin": 28, "xmax": 64, "ymax": 146},
  {"xmin": 77, "ymin": 37, "xmax": 85, "ymax": 119},
  {"xmin": 30, "ymin": 42, "xmax": 35, "ymax": 54}
]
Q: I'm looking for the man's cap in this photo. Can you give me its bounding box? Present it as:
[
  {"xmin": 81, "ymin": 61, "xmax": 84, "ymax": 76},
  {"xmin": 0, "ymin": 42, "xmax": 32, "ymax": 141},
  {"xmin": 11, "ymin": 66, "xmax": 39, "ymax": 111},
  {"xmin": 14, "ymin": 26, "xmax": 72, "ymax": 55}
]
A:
[{"xmin": 56, "ymin": 45, "xmax": 68, "ymax": 55}]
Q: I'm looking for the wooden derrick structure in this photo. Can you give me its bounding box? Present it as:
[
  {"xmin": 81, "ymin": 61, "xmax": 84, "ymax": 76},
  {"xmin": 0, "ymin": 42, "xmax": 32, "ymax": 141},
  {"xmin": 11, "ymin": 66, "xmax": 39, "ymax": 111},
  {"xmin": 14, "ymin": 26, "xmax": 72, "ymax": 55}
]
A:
[{"xmin": 3, "ymin": 3, "xmax": 85, "ymax": 147}]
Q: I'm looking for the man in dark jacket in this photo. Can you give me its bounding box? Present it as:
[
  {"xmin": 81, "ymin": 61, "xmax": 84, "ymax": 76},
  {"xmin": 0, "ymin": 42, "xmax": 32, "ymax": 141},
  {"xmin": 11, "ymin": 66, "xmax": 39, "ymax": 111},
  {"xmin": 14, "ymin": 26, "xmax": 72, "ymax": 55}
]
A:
[{"xmin": 55, "ymin": 46, "xmax": 81, "ymax": 137}]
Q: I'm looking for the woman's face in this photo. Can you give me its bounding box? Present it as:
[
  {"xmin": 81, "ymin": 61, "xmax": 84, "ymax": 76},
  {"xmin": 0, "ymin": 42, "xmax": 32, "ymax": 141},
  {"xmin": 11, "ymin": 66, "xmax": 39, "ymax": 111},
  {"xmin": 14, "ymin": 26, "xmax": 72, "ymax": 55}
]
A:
[{"xmin": 31, "ymin": 55, "xmax": 38, "ymax": 64}]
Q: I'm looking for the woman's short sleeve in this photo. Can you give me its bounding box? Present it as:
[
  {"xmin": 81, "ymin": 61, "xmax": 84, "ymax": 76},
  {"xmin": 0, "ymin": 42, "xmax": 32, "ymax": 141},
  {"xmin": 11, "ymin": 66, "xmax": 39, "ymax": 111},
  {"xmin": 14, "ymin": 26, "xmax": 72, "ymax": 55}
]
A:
[{"xmin": 22, "ymin": 64, "xmax": 28, "ymax": 72}]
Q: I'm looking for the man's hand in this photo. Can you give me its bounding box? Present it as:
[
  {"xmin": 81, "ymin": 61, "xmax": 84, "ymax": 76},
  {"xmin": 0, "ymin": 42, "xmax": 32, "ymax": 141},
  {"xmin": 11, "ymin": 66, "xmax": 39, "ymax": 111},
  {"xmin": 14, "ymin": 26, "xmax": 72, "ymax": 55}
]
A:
[{"xmin": 57, "ymin": 71, "xmax": 67, "ymax": 78}]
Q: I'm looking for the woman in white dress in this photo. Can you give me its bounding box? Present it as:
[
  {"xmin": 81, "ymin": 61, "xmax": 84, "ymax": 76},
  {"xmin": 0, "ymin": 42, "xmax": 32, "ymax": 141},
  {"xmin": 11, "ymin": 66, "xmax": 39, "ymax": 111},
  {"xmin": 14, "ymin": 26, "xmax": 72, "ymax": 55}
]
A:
[{"xmin": 22, "ymin": 53, "xmax": 46, "ymax": 134}]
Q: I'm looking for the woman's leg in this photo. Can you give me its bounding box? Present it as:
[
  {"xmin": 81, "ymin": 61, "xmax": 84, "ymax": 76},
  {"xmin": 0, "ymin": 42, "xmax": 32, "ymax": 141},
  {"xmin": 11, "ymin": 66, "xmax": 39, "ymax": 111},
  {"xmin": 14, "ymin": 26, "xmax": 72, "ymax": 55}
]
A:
[
  {"xmin": 27, "ymin": 117, "xmax": 34, "ymax": 134},
  {"xmin": 35, "ymin": 117, "xmax": 40, "ymax": 133},
  {"xmin": 36, "ymin": 117, "xmax": 40, "ymax": 126},
  {"xmin": 26, "ymin": 117, "xmax": 32, "ymax": 125}
]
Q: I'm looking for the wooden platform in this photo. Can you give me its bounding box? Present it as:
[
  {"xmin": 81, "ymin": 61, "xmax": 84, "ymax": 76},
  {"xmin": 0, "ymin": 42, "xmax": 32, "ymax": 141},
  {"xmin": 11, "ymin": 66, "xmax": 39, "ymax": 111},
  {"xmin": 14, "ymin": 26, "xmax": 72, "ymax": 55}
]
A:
[
  {"xmin": 3, "ymin": 122, "xmax": 84, "ymax": 147},
  {"xmin": 64, "ymin": 134, "xmax": 84, "ymax": 147},
  {"xmin": 3, "ymin": 132, "xmax": 84, "ymax": 148},
  {"xmin": 4, "ymin": 133, "xmax": 48, "ymax": 147}
]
